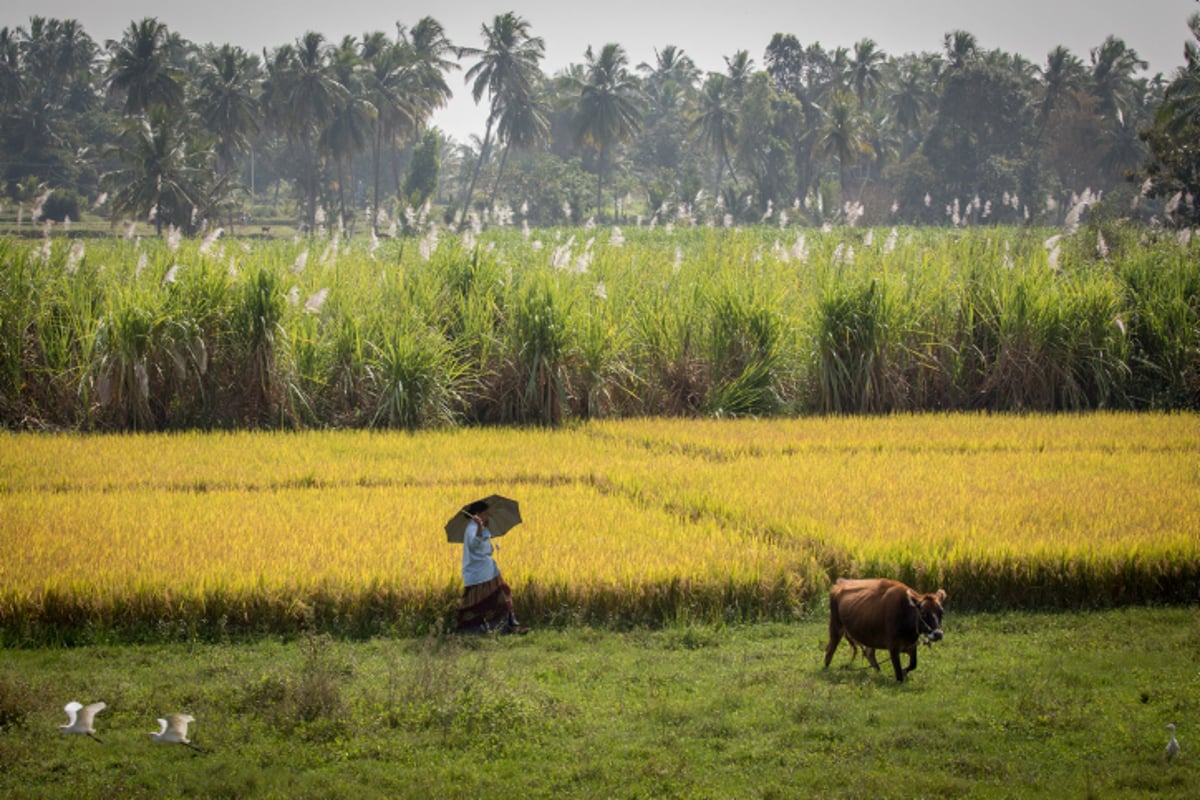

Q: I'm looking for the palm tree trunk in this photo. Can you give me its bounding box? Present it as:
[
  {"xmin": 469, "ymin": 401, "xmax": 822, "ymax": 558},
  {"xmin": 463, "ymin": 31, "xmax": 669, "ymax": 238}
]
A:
[
  {"xmin": 371, "ymin": 125, "xmax": 383, "ymax": 232},
  {"xmin": 301, "ymin": 135, "xmax": 317, "ymax": 232},
  {"xmin": 724, "ymin": 150, "xmax": 739, "ymax": 189},
  {"xmin": 222, "ymin": 157, "xmax": 237, "ymax": 233},
  {"xmin": 337, "ymin": 157, "xmax": 348, "ymax": 234},
  {"xmin": 490, "ymin": 142, "xmax": 512, "ymax": 206},
  {"xmin": 459, "ymin": 120, "xmax": 493, "ymax": 231},
  {"xmin": 595, "ymin": 147, "xmax": 605, "ymax": 222},
  {"xmin": 839, "ymin": 157, "xmax": 849, "ymax": 207}
]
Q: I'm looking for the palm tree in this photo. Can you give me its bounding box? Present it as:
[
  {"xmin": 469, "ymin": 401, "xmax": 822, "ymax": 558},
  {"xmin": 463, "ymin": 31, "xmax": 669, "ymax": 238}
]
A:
[
  {"xmin": 489, "ymin": 79, "xmax": 549, "ymax": 204},
  {"xmin": 818, "ymin": 91, "xmax": 874, "ymax": 199},
  {"xmin": 405, "ymin": 16, "xmax": 458, "ymax": 117},
  {"xmin": 324, "ymin": 36, "xmax": 376, "ymax": 231},
  {"xmin": 358, "ymin": 18, "xmax": 458, "ymax": 226},
  {"xmin": 1, "ymin": 19, "xmax": 100, "ymax": 190},
  {"xmin": 103, "ymin": 106, "xmax": 222, "ymax": 235},
  {"xmin": 890, "ymin": 55, "xmax": 934, "ymax": 155},
  {"xmin": 458, "ymin": 12, "xmax": 545, "ymax": 227},
  {"xmin": 1139, "ymin": 14, "xmax": 1200, "ymax": 225},
  {"xmin": 638, "ymin": 45, "xmax": 699, "ymax": 114},
  {"xmin": 25, "ymin": 17, "xmax": 98, "ymax": 111},
  {"xmin": 1089, "ymin": 35, "xmax": 1147, "ymax": 118},
  {"xmin": 193, "ymin": 45, "xmax": 261, "ymax": 191},
  {"xmin": 262, "ymin": 32, "xmax": 347, "ymax": 230},
  {"xmin": 723, "ymin": 50, "xmax": 755, "ymax": 101},
  {"xmin": 827, "ymin": 47, "xmax": 851, "ymax": 97},
  {"xmin": 1100, "ymin": 104, "xmax": 1145, "ymax": 175},
  {"xmin": 0, "ymin": 26, "xmax": 21, "ymax": 113},
  {"xmin": 847, "ymin": 38, "xmax": 886, "ymax": 107},
  {"xmin": 943, "ymin": 30, "xmax": 978, "ymax": 72},
  {"xmin": 575, "ymin": 43, "xmax": 643, "ymax": 220},
  {"xmin": 259, "ymin": 42, "xmax": 296, "ymax": 164},
  {"xmin": 764, "ymin": 33, "xmax": 805, "ymax": 98},
  {"xmin": 362, "ymin": 33, "xmax": 416, "ymax": 224},
  {"xmin": 105, "ymin": 18, "xmax": 185, "ymax": 116},
  {"xmin": 1035, "ymin": 45, "xmax": 1085, "ymax": 141},
  {"xmin": 1159, "ymin": 14, "xmax": 1200, "ymax": 135},
  {"xmin": 691, "ymin": 73, "xmax": 739, "ymax": 189}
]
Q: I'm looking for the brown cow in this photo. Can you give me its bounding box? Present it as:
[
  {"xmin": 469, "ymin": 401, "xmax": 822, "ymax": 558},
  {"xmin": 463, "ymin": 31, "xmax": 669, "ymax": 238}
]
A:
[{"xmin": 824, "ymin": 578, "xmax": 947, "ymax": 682}]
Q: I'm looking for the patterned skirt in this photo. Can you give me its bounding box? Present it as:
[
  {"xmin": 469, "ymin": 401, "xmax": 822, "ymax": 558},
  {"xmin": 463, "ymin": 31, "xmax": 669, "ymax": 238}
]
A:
[{"xmin": 456, "ymin": 575, "xmax": 513, "ymax": 631}]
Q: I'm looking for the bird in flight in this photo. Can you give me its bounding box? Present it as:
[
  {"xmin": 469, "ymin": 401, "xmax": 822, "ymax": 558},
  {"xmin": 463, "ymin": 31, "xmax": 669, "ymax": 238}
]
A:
[
  {"xmin": 59, "ymin": 701, "xmax": 106, "ymax": 743},
  {"xmin": 150, "ymin": 713, "xmax": 203, "ymax": 752}
]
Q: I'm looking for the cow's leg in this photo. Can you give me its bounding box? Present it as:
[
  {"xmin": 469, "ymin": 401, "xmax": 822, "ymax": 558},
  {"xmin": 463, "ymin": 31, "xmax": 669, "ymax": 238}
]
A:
[
  {"xmin": 888, "ymin": 648, "xmax": 906, "ymax": 682},
  {"xmin": 904, "ymin": 645, "xmax": 918, "ymax": 674},
  {"xmin": 862, "ymin": 647, "xmax": 881, "ymax": 671}
]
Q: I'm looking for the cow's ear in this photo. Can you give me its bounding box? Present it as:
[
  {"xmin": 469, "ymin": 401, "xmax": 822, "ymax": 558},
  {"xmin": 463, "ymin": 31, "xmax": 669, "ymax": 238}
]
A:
[{"xmin": 936, "ymin": 589, "xmax": 947, "ymax": 604}]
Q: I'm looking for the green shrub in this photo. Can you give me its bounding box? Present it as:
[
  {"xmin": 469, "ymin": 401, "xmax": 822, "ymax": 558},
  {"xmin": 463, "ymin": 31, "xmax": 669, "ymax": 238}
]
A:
[{"xmin": 39, "ymin": 189, "xmax": 83, "ymax": 223}]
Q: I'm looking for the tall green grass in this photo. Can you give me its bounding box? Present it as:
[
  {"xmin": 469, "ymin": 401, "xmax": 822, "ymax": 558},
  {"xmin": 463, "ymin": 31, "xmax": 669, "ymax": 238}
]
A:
[{"xmin": 0, "ymin": 223, "xmax": 1196, "ymax": 431}]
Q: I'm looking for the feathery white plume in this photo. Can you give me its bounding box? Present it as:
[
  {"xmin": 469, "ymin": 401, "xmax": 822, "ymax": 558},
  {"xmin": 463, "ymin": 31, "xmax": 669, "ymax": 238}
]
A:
[
  {"xmin": 304, "ymin": 288, "xmax": 329, "ymax": 314},
  {"xmin": 199, "ymin": 227, "xmax": 223, "ymax": 255}
]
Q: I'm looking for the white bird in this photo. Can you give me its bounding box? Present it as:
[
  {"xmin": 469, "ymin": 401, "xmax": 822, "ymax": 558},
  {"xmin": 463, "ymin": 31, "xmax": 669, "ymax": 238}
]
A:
[
  {"xmin": 150, "ymin": 713, "xmax": 202, "ymax": 752},
  {"xmin": 60, "ymin": 701, "xmax": 105, "ymax": 743},
  {"xmin": 1166, "ymin": 723, "xmax": 1180, "ymax": 762}
]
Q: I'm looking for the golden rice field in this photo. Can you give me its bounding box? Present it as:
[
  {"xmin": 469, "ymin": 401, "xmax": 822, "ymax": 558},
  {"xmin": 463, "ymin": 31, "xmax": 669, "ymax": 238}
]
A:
[{"xmin": 1, "ymin": 413, "xmax": 1197, "ymax": 642}]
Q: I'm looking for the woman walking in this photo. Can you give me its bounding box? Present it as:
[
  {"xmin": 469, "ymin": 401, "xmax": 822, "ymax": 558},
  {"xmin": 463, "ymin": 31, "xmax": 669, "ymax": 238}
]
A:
[{"xmin": 456, "ymin": 500, "xmax": 525, "ymax": 634}]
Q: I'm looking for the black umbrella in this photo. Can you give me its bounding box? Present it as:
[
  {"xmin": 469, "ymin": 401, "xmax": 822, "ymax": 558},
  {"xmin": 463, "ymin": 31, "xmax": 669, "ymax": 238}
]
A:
[{"xmin": 444, "ymin": 495, "xmax": 522, "ymax": 543}]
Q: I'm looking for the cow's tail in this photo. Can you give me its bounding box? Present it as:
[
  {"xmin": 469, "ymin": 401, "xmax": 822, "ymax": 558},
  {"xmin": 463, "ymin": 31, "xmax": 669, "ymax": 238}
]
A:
[{"xmin": 824, "ymin": 590, "xmax": 844, "ymax": 668}]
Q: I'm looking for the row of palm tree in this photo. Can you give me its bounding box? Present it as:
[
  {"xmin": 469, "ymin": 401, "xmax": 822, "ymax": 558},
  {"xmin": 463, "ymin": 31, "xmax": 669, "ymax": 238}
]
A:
[
  {"xmin": 1, "ymin": 15, "xmax": 460, "ymax": 233},
  {"xmin": 0, "ymin": 13, "xmax": 1192, "ymax": 232},
  {"xmin": 457, "ymin": 13, "xmax": 546, "ymax": 229}
]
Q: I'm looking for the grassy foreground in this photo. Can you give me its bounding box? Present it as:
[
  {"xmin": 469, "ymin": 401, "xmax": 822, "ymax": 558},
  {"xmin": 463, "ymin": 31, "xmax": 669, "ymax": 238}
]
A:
[{"xmin": 1, "ymin": 608, "xmax": 1197, "ymax": 798}]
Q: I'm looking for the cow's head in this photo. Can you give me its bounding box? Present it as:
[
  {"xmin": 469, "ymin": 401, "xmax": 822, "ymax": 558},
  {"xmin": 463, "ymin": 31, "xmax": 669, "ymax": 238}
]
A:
[{"xmin": 908, "ymin": 589, "xmax": 946, "ymax": 643}]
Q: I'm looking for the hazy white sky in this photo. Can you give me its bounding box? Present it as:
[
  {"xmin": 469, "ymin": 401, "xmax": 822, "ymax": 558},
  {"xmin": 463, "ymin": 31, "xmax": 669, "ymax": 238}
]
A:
[{"xmin": 5, "ymin": 0, "xmax": 1197, "ymax": 142}]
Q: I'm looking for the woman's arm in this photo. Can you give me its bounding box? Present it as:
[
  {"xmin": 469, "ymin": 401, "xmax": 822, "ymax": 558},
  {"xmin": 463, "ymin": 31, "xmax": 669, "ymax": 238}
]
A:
[{"xmin": 465, "ymin": 518, "xmax": 491, "ymax": 553}]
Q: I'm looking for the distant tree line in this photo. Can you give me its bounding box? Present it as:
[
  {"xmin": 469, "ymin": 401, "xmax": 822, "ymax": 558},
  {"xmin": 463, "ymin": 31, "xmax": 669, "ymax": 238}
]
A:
[{"xmin": 2, "ymin": 12, "xmax": 1200, "ymax": 233}]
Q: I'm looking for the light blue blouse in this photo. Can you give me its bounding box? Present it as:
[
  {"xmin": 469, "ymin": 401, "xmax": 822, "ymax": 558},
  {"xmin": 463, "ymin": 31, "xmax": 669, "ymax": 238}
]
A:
[{"xmin": 462, "ymin": 519, "xmax": 500, "ymax": 587}]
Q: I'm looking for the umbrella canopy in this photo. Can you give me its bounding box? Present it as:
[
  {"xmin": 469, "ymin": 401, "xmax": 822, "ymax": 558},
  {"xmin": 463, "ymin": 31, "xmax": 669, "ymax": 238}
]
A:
[{"xmin": 445, "ymin": 495, "xmax": 522, "ymax": 543}]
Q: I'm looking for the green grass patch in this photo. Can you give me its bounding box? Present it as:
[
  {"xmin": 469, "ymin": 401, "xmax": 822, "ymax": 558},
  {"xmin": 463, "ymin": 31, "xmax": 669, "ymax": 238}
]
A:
[{"xmin": 0, "ymin": 609, "xmax": 1196, "ymax": 798}]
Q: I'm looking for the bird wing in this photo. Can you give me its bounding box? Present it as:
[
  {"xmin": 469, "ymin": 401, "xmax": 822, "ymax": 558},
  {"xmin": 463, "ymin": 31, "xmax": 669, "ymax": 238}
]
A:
[
  {"xmin": 79, "ymin": 702, "xmax": 106, "ymax": 725},
  {"xmin": 63, "ymin": 701, "xmax": 82, "ymax": 726},
  {"xmin": 165, "ymin": 714, "xmax": 193, "ymax": 736},
  {"xmin": 155, "ymin": 718, "xmax": 168, "ymax": 735}
]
